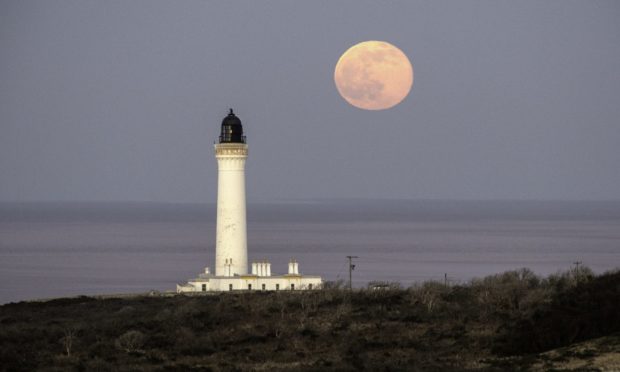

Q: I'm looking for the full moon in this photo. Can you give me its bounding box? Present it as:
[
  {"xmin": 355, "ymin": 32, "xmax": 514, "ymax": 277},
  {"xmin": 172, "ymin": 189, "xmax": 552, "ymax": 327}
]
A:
[{"xmin": 334, "ymin": 40, "xmax": 413, "ymax": 110}]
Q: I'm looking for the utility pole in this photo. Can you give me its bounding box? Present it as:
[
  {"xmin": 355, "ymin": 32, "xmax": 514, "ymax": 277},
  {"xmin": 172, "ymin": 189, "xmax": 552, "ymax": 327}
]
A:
[
  {"xmin": 573, "ymin": 261, "xmax": 582, "ymax": 271},
  {"xmin": 347, "ymin": 256, "xmax": 358, "ymax": 290}
]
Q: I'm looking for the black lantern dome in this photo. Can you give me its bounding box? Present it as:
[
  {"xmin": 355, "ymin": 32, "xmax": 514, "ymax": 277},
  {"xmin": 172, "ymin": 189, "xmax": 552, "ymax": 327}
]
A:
[{"xmin": 219, "ymin": 108, "xmax": 245, "ymax": 143}]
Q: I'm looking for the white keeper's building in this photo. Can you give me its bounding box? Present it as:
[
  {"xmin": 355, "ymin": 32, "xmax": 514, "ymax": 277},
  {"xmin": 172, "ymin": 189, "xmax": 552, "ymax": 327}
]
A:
[{"xmin": 177, "ymin": 109, "xmax": 322, "ymax": 292}]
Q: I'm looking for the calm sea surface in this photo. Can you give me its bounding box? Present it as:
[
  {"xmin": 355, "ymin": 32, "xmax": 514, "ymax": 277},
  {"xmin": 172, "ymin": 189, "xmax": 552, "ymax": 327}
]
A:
[{"xmin": 1, "ymin": 200, "xmax": 619, "ymax": 304}]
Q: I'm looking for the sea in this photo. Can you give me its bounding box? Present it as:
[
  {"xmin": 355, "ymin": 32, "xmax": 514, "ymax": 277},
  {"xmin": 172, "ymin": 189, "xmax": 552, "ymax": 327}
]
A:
[{"xmin": 1, "ymin": 200, "xmax": 619, "ymax": 304}]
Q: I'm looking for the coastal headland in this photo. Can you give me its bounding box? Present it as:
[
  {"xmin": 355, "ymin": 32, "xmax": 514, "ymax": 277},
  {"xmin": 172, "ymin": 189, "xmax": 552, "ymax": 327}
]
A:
[{"xmin": 1, "ymin": 268, "xmax": 618, "ymax": 371}]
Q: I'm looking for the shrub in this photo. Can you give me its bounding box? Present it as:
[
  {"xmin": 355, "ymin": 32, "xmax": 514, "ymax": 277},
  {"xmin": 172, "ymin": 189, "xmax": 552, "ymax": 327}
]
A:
[
  {"xmin": 495, "ymin": 269, "xmax": 620, "ymax": 355},
  {"xmin": 408, "ymin": 281, "xmax": 449, "ymax": 314},
  {"xmin": 115, "ymin": 330, "xmax": 145, "ymax": 353}
]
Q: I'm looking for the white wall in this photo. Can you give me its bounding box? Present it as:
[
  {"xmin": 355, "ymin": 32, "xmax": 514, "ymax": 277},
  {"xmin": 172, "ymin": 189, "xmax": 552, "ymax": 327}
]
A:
[{"xmin": 179, "ymin": 275, "xmax": 322, "ymax": 292}]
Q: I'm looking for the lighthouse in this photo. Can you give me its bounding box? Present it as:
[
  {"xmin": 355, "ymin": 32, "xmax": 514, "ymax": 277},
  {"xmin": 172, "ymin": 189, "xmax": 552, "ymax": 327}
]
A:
[
  {"xmin": 214, "ymin": 109, "xmax": 248, "ymax": 276},
  {"xmin": 176, "ymin": 109, "xmax": 322, "ymax": 292}
]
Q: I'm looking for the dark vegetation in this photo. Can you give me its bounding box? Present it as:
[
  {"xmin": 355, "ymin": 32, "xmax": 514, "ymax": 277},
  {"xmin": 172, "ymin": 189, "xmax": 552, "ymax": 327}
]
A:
[{"xmin": 1, "ymin": 267, "xmax": 618, "ymax": 371}]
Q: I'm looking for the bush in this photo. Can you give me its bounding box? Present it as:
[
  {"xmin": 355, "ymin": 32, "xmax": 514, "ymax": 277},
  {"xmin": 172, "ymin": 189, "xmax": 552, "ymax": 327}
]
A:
[
  {"xmin": 495, "ymin": 270, "xmax": 620, "ymax": 355},
  {"xmin": 115, "ymin": 330, "xmax": 145, "ymax": 353}
]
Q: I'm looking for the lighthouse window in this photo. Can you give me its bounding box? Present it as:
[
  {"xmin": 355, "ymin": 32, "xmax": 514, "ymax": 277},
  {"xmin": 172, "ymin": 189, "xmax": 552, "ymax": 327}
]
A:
[
  {"xmin": 275, "ymin": 284, "xmax": 280, "ymax": 291},
  {"xmin": 291, "ymin": 284, "xmax": 295, "ymax": 290},
  {"xmin": 202, "ymin": 284, "xmax": 206, "ymax": 292},
  {"xmin": 262, "ymin": 284, "xmax": 266, "ymax": 291},
  {"xmin": 229, "ymin": 284, "xmax": 233, "ymax": 291},
  {"xmin": 248, "ymin": 284, "xmax": 252, "ymax": 290}
]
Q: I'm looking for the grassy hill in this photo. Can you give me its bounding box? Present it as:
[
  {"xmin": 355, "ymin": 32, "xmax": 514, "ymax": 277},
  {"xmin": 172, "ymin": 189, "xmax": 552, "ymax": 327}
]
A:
[{"xmin": 1, "ymin": 267, "xmax": 618, "ymax": 371}]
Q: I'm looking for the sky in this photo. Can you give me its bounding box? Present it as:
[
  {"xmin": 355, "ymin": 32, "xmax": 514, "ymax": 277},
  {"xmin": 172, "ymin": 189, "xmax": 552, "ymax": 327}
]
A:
[{"xmin": 1, "ymin": 1, "xmax": 619, "ymax": 203}]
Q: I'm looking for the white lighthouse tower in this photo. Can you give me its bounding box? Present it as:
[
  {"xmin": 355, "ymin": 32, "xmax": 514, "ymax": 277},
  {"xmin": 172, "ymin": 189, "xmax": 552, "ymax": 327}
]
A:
[
  {"xmin": 214, "ymin": 109, "xmax": 248, "ymax": 276},
  {"xmin": 177, "ymin": 109, "xmax": 322, "ymax": 292}
]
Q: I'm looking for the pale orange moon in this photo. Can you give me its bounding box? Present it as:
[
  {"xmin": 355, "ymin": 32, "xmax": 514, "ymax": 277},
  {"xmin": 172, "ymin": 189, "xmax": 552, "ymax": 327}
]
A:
[{"xmin": 334, "ymin": 40, "xmax": 413, "ymax": 110}]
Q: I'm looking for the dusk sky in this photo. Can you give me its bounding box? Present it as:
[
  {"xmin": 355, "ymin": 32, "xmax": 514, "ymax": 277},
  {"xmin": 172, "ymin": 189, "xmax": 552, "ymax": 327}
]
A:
[{"xmin": 1, "ymin": 1, "xmax": 619, "ymax": 202}]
